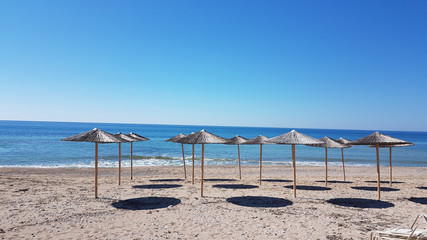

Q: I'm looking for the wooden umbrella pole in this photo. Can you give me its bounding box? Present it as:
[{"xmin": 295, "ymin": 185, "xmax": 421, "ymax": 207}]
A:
[
  {"xmin": 341, "ymin": 148, "xmax": 346, "ymax": 181},
  {"xmin": 390, "ymin": 147, "xmax": 393, "ymax": 187},
  {"xmin": 292, "ymin": 144, "xmax": 296, "ymax": 198},
  {"xmin": 130, "ymin": 142, "xmax": 133, "ymax": 180},
  {"xmin": 201, "ymin": 144, "xmax": 205, "ymax": 197},
  {"xmin": 95, "ymin": 143, "xmax": 98, "ymax": 198},
  {"xmin": 118, "ymin": 143, "xmax": 121, "ymax": 185},
  {"xmin": 192, "ymin": 144, "xmax": 195, "ymax": 185},
  {"xmin": 325, "ymin": 147, "xmax": 328, "ymax": 187},
  {"xmin": 182, "ymin": 143, "xmax": 187, "ymax": 179},
  {"xmin": 376, "ymin": 144, "xmax": 381, "ymax": 200},
  {"xmin": 238, "ymin": 144, "xmax": 241, "ymax": 179},
  {"xmin": 259, "ymin": 144, "xmax": 263, "ymax": 185}
]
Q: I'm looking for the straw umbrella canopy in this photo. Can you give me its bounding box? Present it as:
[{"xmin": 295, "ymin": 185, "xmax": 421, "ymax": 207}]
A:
[
  {"xmin": 368, "ymin": 143, "xmax": 414, "ymax": 187},
  {"xmin": 127, "ymin": 132, "xmax": 149, "ymax": 141},
  {"xmin": 307, "ymin": 136, "xmax": 350, "ymax": 186},
  {"xmin": 269, "ymin": 130, "xmax": 324, "ymax": 197},
  {"xmin": 165, "ymin": 133, "xmax": 188, "ymax": 180},
  {"xmin": 176, "ymin": 129, "xmax": 229, "ymax": 197},
  {"xmin": 336, "ymin": 137, "xmax": 352, "ymax": 145},
  {"xmin": 125, "ymin": 132, "xmax": 149, "ymax": 180},
  {"xmin": 350, "ymin": 132, "xmax": 412, "ymax": 200},
  {"xmin": 225, "ymin": 135, "xmax": 248, "ymax": 179},
  {"xmin": 243, "ymin": 135, "xmax": 271, "ymax": 185},
  {"xmin": 61, "ymin": 128, "xmax": 125, "ymax": 198}
]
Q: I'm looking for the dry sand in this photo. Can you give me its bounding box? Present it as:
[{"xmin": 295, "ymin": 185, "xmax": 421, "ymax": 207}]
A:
[{"xmin": 0, "ymin": 165, "xmax": 426, "ymax": 239}]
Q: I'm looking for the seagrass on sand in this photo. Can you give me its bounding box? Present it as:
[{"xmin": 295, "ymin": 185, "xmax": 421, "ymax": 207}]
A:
[
  {"xmin": 242, "ymin": 135, "xmax": 271, "ymax": 185},
  {"xmin": 176, "ymin": 129, "xmax": 229, "ymax": 197},
  {"xmin": 351, "ymin": 132, "xmax": 412, "ymax": 200},
  {"xmin": 269, "ymin": 130, "xmax": 324, "ymax": 198},
  {"xmin": 62, "ymin": 128, "xmax": 125, "ymax": 198},
  {"xmin": 225, "ymin": 135, "xmax": 248, "ymax": 179},
  {"xmin": 165, "ymin": 133, "xmax": 188, "ymax": 179},
  {"xmin": 307, "ymin": 136, "xmax": 350, "ymax": 186}
]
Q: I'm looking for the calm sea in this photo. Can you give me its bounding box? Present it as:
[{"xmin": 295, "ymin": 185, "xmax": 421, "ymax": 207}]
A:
[{"xmin": 0, "ymin": 121, "xmax": 426, "ymax": 168}]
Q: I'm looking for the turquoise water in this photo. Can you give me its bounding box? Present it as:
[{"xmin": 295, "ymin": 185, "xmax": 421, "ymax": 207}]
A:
[{"xmin": 0, "ymin": 120, "xmax": 426, "ymax": 168}]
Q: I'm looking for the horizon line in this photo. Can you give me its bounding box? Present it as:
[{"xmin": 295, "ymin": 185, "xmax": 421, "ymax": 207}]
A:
[{"xmin": 1, "ymin": 119, "xmax": 426, "ymax": 134}]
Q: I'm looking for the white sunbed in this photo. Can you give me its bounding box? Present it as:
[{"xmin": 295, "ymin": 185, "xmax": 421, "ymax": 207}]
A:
[{"xmin": 370, "ymin": 215, "xmax": 427, "ymax": 240}]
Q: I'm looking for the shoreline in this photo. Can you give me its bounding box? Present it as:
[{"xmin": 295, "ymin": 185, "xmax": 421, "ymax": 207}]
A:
[
  {"xmin": 1, "ymin": 165, "xmax": 426, "ymax": 239},
  {"xmin": 1, "ymin": 161, "xmax": 425, "ymax": 169},
  {"xmin": 1, "ymin": 164, "xmax": 426, "ymax": 174}
]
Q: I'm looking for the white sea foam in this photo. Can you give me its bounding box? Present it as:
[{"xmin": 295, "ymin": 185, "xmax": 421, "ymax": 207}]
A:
[
  {"xmin": 0, "ymin": 163, "xmax": 93, "ymax": 169},
  {"xmin": 0, "ymin": 157, "xmax": 375, "ymax": 168}
]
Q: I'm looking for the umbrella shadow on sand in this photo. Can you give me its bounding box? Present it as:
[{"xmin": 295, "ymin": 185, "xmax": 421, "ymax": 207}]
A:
[
  {"xmin": 408, "ymin": 197, "xmax": 427, "ymax": 205},
  {"xmin": 327, "ymin": 198, "xmax": 394, "ymax": 209},
  {"xmin": 365, "ymin": 180, "xmax": 405, "ymax": 184},
  {"xmin": 262, "ymin": 179, "xmax": 292, "ymax": 183},
  {"xmin": 204, "ymin": 178, "xmax": 237, "ymax": 182},
  {"xmin": 227, "ymin": 196, "xmax": 293, "ymax": 208},
  {"xmin": 351, "ymin": 186, "xmax": 400, "ymax": 192},
  {"xmin": 133, "ymin": 184, "xmax": 183, "ymax": 189},
  {"xmin": 112, "ymin": 197, "xmax": 181, "ymax": 210},
  {"xmin": 315, "ymin": 180, "xmax": 353, "ymax": 184},
  {"xmin": 284, "ymin": 185, "xmax": 332, "ymax": 191},
  {"xmin": 213, "ymin": 184, "xmax": 259, "ymax": 189},
  {"xmin": 150, "ymin": 179, "xmax": 184, "ymax": 182}
]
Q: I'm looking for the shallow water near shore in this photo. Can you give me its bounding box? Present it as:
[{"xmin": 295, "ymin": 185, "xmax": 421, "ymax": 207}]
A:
[{"xmin": 0, "ymin": 120, "xmax": 426, "ymax": 168}]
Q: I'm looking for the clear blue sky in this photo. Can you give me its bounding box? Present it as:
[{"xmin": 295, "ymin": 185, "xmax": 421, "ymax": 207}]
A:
[{"xmin": 1, "ymin": 1, "xmax": 426, "ymax": 131}]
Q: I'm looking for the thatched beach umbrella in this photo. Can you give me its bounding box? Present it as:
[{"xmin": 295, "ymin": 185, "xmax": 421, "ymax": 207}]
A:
[
  {"xmin": 114, "ymin": 133, "xmax": 135, "ymax": 185},
  {"xmin": 127, "ymin": 132, "xmax": 149, "ymax": 141},
  {"xmin": 61, "ymin": 128, "xmax": 125, "ymax": 198},
  {"xmin": 125, "ymin": 132, "xmax": 149, "ymax": 180},
  {"xmin": 269, "ymin": 130, "xmax": 324, "ymax": 197},
  {"xmin": 176, "ymin": 129, "xmax": 228, "ymax": 197},
  {"xmin": 243, "ymin": 135, "xmax": 271, "ymax": 185},
  {"xmin": 368, "ymin": 143, "xmax": 414, "ymax": 187},
  {"xmin": 225, "ymin": 135, "xmax": 248, "ymax": 179},
  {"xmin": 336, "ymin": 137, "xmax": 352, "ymax": 145},
  {"xmin": 307, "ymin": 136, "xmax": 350, "ymax": 186},
  {"xmin": 336, "ymin": 137, "xmax": 353, "ymax": 181},
  {"xmin": 351, "ymin": 132, "xmax": 411, "ymax": 200},
  {"xmin": 165, "ymin": 133, "xmax": 188, "ymax": 180}
]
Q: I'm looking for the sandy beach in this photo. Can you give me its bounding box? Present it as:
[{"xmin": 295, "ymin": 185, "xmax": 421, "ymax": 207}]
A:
[{"xmin": 0, "ymin": 165, "xmax": 426, "ymax": 239}]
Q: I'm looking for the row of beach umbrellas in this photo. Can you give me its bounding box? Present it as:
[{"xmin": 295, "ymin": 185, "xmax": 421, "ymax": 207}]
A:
[
  {"xmin": 62, "ymin": 128, "xmax": 412, "ymax": 200},
  {"xmin": 164, "ymin": 129, "xmax": 413, "ymax": 199},
  {"xmin": 61, "ymin": 128, "xmax": 149, "ymax": 198}
]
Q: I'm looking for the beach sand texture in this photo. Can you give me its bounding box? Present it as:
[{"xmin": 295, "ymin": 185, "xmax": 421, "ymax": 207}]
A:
[{"xmin": 1, "ymin": 165, "xmax": 426, "ymax": 239}]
